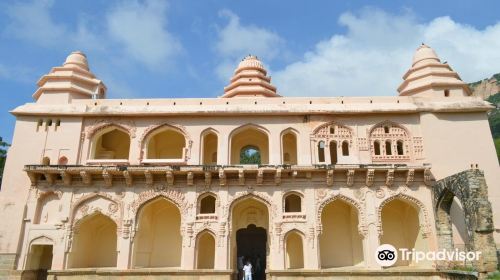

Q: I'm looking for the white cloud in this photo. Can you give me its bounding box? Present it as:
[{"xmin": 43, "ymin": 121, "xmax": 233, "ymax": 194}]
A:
[
  {"xmin": 106, "ymin": 0, "xmax": 182, "ymax": 69},
  {"xmin": 215, "ymin": 9, "xmax": 285, "ymax": 80},
  {"xmin": 273, "ymin": 8, "xmax": 500, "ymax": 97},
  {"xmin": 3, "ymin": 0, "xmax": 181, "ymax": 70},
  {"xmin": 4, "ymin": 0, "xmax": 67, "ymax": 48}
]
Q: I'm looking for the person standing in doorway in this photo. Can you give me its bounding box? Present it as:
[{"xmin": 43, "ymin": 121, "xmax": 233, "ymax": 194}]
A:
[
  {"xmin": 243, "ymin": 260, "xmax": 253, "ymax": 280},
  {"xmin": 238, "ymin": 255, "xmax": 245, "ymax": 280}
]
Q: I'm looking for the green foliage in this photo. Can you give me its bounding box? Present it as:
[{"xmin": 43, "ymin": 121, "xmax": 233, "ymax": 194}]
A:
[
  {"xmin": 240, "ymin": 146, "xmax": 261, "ymax": 164},
  {"xmin": 487, "ymin": 271, "xmax": 500, "ymax": 279},
  {"xmin": 0, "ymin": 137, "xmax": 9, "ymax": 183},
  {"xmin": 486, "ymin": 92, "xmax": 500, "ymax": 162}
]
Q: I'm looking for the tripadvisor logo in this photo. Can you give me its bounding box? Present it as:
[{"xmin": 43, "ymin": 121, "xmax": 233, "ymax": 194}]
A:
[{"xmin": 375, "ymin": 244, "xmax": 482, "ymax": 267}]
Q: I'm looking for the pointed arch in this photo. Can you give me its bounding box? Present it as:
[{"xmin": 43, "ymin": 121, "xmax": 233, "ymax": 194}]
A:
[
  {"xmin": 198, "ymin": 192, "xmax": 218, "ymax": 214},
  {"xmin": 140, "ymin": 122, "xmax": 192, "ymax": 162},
  {"xmin": 283, "ymin": 191, "xmax": 303, "ymax": 213},
  {"xmin": 378, "ymin": 193, "xmax": 432, "ymax": 238},
  {"xmin": 129, "ymin": 190, "xmax": 186, "ymax": 221},
  {"xmin": 280, "ymin": 127, "xmax": 299, "ymax": 165},
  {"xmin": 132, "ymin": 196, "xmax": 182, "ymax": 268},
  {"xmin": 369, "ymin": 120, "xmax": 412, "ymax": 161},
  {"xmin": 68, "ymin": 212, "xmax": 117, "ymax": 268},
  {"xmin": 229, "ymin": 123, "xmax": 270, "ymax": 165},
  {"xmin": 70, "ymin": 193, "xmax": 121, "ymax": 228},
  {"xmin": 312, "ymin": 121, "xmax": 354, "ymax": 136},
  {"xmin": 196, "ymin": 229, "xmax": 216, "ymax": 269},
  {"xmin": 283, "ymin": 229, "xmax": 305, "ymax": 269},
  {"xmin": 89, "ymin": 125, "xmax": 131, "ymax": 160},
  {"xmin": 200, "ymin": 128, "xmax": 219, "ymax": 165},
  {"xmin": 368, "ymin": 120, "xmax": 411, "ymax": 136},
  {"xmin": 317, "ymin": 194, "xmax": 366, "ymax": 236},
  {"xmin": 318, "ymin": 193, "xmax": 364, "ymax": 267}
]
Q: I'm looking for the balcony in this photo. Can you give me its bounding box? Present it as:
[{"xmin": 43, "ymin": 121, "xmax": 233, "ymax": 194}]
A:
[{"xmin": 24, "ymin": 163, "xmax": 433, "ymax": 188}]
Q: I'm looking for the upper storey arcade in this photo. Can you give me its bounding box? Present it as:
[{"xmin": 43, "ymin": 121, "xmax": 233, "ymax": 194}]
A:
[{"xmin": 10, "ymin": 45, "xmax": 494, "ymax": 169}]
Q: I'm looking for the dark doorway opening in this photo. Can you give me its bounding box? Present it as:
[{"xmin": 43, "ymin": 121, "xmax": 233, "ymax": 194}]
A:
[
  {"xmin": 237, "ymin": 224, "xmax": 267, "ymax": 280},
  {"xmin": 24, "ymin": 244, "xmax": 53, "ymax": 280}
]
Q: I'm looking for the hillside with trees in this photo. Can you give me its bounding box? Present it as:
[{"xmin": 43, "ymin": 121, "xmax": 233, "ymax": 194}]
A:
[{"xmin": 470, "ymin": 73, "xmax": 500, "ymax": 162}]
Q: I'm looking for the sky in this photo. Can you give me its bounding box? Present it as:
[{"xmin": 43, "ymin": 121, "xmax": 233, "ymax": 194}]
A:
[{"xmin": 1, "ymin": 0, "xmax": 500, "ymax": 143}]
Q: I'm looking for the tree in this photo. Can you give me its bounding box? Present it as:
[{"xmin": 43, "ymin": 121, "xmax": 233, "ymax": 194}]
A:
[
  {"xmin": 240, "ymin": 146, "xmax": 261, "ymax": 164},
  {"xmin": 0, "ymin": 137, "xmax": 9, "ymax": 186}
]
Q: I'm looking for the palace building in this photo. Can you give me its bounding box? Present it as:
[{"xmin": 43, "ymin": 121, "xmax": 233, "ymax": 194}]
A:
[{"xmin": 0, "ymin": 45, "xmax": 498, "ymax": 279}]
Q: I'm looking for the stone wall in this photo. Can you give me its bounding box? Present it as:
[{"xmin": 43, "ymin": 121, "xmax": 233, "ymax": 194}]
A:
[{"xmin": 433, "ymin": 169, "xmax": 497, "ymax": 276}]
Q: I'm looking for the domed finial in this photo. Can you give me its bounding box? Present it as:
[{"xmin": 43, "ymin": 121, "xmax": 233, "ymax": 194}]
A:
[
  {"xmin": 63, "ymin": 51, "xmax": 89, "ymax": 70},
  {"xmin": 412, "ymin": 44, "xmax": 439, "ymax": 67}
]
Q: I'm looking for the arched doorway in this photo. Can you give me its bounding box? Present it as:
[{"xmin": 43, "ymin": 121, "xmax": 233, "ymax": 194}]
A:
[
  {"xmin": 237, "ymin": 225, "xmax": 267, "ymax": 279},
  {"xmin": 285, "ymin": 231, "xmax": 304, "ymax": 269},
  {"xmin": 320, "ymin": 199, "xmax": 363, "ymax": 268},
  {"xmin": 196, "ymin": 231, "xmax": 216, "ymax": 269},
  {"xmin": 25, "ymin": 237, "xmax": 54, "ymax": 280},
  {"xmin": 67, "ymin": 213, "xmax": 117, "ymax": 268},
  {"xmin": 231, "ymin": 197, "xmax": 269, "ymax": 280},
  {"xmin": 380, "ymin": 198, "xmax": 425, "ymax": 267},
  {"xmin": 133, "ymin": 198, "xmax": 182, "ymax": 268}
]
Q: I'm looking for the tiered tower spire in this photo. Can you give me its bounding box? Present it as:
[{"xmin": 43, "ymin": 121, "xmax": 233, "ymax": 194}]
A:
[
  {"xmin": 222, "ymin": 55, "xmax": 279, "ymax": 98},
  {"xmin": 398, "ymin": 44, "xmax": 471, "ymax": 97}
]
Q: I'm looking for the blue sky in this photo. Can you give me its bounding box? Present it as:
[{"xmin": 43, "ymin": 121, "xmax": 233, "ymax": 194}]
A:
[{"xmin": 1, "ymin": 0, "xmax": 500, "ymax": 142}]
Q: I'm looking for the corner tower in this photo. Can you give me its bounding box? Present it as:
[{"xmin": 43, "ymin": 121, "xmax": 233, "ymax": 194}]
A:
[
  {"xmin": 33, "ymin": 51, "xmax": 106, "ymax": 104},
  {"xmin": 222, "ymin": 55, "xmax": 280, "ymax": 98},
  {"xmin": 398, "ymin": 44, "xmax": 471, "ymax": 97}
]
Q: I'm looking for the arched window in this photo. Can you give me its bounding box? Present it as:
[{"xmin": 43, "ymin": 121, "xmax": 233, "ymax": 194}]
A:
[
  {"xmin": 230, "ymin": 125, "xmax": 269, "ymax": 164},
  {"xmin": 200, "ymin": 195, "xmax": 216, "ymax": 214},
  {"xmin": 146, "ymin": 127, "xmax": 186, "ymax": 160},
  {"xmin": 282, "ymin": 131, "xmax": 298, "ymax": 165},
  {"xmin": 240, "ymin": 145, "xmax": 261, "ymax": 164},
  {"xmin": 385, "ymin": 140, "xmax": 392, "ymax": 155},
  {"xmin": 444, "ymin": 89, "xmax": 450, "ymax": 97},
  {"xmin": 396, "ymin": 140, "xmax": 404, "ymax": 155},
  {"xmin": 329, "ymin": 141, "xmax": 337, "ymax": 164},
  {"xmin": 374, "ymin": 141, "xmax": 381, "ymax": 155},
  {"xmin": 329, "ymin": 127, "xmax": 335, "ymax": 134},
  {"xmin": 318, "ymin": 141, "xmax": 325, "ymax": 163},
  {"xmin": 342, "ymin": 141, "xmax": 349, "ymax": 156},
  {"xmin": 202, "ymin": 131, "xmax": 218, "ymax": 165},
  {"xmin": 284, "ymin": 194, "xmax": 301, "ymax": 213},
  {"xmin": 93, "ymin": 128, "xmax": 130, "ymax": 160},
  {"xmin": 384, "ymin": 126, "xmax": 390, "ymax": 133}
]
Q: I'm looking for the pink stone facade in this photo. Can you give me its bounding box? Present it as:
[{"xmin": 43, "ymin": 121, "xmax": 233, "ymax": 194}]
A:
[{"xmin": 0, "ymin": 46, "xmax": 498, "ymax": 279}]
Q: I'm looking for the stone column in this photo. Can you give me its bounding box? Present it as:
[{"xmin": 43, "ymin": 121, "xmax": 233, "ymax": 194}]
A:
[
  {"xmin": 304, "ymin": 226, "xmax": 320, "ymax": 269},
  {"xmin": 269, "ymin": 222, "xmax": 284, "ymax": 270},
  {"xmin": 218, "ymin": 133, "xmax": 229, "ymax": 165},
  {"xmin": 181, "ymin": 222, "xmax": 195, "ymax": 269},
  {"xmin": 51, "ymin": 232, "xmax": 66, "ymax": 270},
  {"xmin": 269, "ymin": 129, "xmax": 281, "ymax": 164},
  {"xmin": 363, "ymin": 189, "xmax": 381, "ymax": 269},
  {"xmin": 215, "ymin": 224, "xmax": 228, "ymax": 270},
  {"xmin": 116, "ymin": 233, "xmax": 131, "ymax": 269}
]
